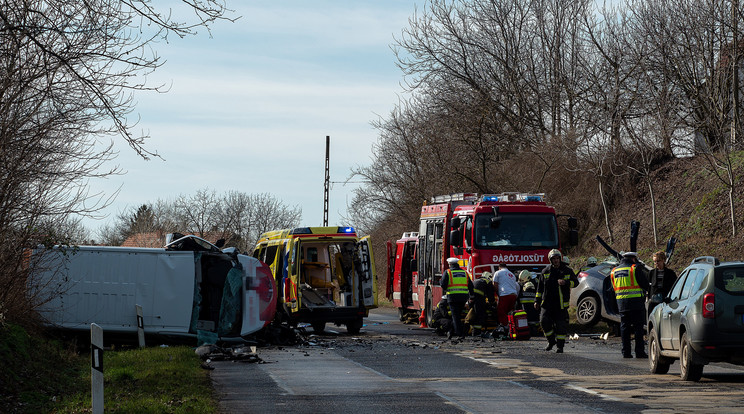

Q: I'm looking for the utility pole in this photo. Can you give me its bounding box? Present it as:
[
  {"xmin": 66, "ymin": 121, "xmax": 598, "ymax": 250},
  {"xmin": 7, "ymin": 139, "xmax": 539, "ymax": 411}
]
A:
[{"xmin": 323, "ymin": 135, "xmax": 330, "ymax": 226}]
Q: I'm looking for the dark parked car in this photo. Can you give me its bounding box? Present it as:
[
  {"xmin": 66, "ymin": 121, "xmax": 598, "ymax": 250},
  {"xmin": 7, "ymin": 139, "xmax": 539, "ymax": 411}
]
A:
[
  {"xmin": 648, "ymin": 256, "xmax": 744, "ymax": 381},
  {"xmin": 570, "ymin": 260, "xmax": 621, "ymax": 326}
]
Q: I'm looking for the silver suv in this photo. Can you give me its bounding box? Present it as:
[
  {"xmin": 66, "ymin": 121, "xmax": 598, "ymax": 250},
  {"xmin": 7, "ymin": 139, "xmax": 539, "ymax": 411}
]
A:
[{"xmin": 648, "ymin": 256, "xmax": 744, "ymax": 381}]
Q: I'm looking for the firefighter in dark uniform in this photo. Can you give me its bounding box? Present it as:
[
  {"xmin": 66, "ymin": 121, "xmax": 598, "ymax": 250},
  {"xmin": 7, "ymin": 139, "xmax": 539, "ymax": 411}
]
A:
[
  {"xmin": 518, "ymin": 270, "xmax": 540, "ymax": 333},
  {"xmin": 535, "ymin": 249, "xmax": 578, "ymax": 353},
  {"xmin": 441, "ymin": 257, "xmax": 473, "ymax": 339},
  {"xmin": 470, "ymin": 271, "xmax": 496, "ymax": 337},
  {"xmin": 430, "ymin": 296, "xmax": 452, "ymax": 336},
  {"xmin": 611, "ymin": 251, "xmax": 650, "ymax": 358}
]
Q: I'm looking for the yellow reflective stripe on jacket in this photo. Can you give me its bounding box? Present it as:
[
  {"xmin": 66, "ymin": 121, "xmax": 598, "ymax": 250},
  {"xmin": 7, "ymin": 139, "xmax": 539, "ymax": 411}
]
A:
[
  {"xmin": 473, "ymin": 288, "xmax": 485, "ymax": 296},
  {"xmin": 447, "ymin": 269, "xmax": 469, "ymax": 295},
  {"xmin": 538, "ymin": 271, "xmax": 572, "ymax": 308},
  {"xmin": 519, "ymin": 296, "xmax": 535, "ymax": 304},
  {"xmin": 611, "ymin": 265, "xmax": 644, "ymax": 299}
]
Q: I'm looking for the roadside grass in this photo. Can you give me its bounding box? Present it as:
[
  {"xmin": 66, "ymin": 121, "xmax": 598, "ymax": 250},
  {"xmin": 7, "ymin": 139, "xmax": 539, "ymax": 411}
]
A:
[
  {"xmin": 56, "ymin": 345, "xmax": 217, "ymax": 414},
  {"xmin": 1, "ymin": 324, "xmax": 218, "ymax": 413},
  {"xmin": 0, "ymin": 324, "xmax": 88, "ymax": 413}
]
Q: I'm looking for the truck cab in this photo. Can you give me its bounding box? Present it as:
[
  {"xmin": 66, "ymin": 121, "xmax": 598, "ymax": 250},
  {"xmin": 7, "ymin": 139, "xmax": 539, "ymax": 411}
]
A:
[{"xmin": 253, "ymin": 226, "xmax": 377, "ymax": 334}]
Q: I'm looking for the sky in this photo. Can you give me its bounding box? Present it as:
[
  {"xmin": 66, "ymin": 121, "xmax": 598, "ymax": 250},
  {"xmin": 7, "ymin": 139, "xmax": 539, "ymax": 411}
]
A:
[{"xmin": 83, "ymin": 1, "xmax": 422, "ymax": 234}]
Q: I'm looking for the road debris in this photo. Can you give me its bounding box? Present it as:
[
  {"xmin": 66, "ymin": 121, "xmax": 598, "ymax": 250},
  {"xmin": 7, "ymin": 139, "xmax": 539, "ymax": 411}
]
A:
[
  {"xmin": 196, "ymin": 344, "xmax": 263, "ymax": 366},
  {"xmin": 569, "ymin": 332, "xmax": 610, "ymax": 340}
]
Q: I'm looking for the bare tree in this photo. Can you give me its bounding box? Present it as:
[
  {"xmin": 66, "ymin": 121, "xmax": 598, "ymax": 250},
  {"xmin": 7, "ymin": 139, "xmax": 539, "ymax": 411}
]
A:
[
  {"xmin": 96, "ymin": 190, "xmax": 302, "ymax": 252},
  {"xmin": 243, "ymin": 193, "xmax": 303, "ymax": 250},
  {"xmin": 174, "ymin": 189, "xmax": 220, "ymax": 238},
  {"xmin": 2, "ymin": 1, "xmax": 234, "ymax": 324},
  {"xmin": 630, "ymin": 0, "xmax": 743, "ymax": 236}
]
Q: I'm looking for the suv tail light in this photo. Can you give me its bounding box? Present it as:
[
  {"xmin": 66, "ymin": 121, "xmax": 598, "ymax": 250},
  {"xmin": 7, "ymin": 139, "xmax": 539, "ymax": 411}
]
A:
[{"xmin": 703, "ymin": 293, "xmax": 715, "ymax": 318}]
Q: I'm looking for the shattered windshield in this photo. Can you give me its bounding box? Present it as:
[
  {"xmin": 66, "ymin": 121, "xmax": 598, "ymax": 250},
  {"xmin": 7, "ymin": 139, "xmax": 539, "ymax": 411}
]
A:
[{"xmin": 473, "ymin": 213, "xmax": 558, "ymax": 248}]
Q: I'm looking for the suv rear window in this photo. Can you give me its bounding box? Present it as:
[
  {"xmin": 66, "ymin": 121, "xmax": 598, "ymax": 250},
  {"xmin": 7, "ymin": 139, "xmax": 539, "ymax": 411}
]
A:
[{"xmin": 716, "ymin": 266, "xmax": 744, "ymax": 294}]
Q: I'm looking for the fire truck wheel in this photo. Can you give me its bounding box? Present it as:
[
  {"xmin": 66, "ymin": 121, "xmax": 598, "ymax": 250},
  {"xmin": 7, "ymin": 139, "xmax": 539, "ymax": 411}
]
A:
[
  {"xmin": 425, "ymin": 289, "xmax": 434, "ymax": 327},
  {"xmin": 311, "ymin": 321, "xmax": 326, "ymax": 333}
]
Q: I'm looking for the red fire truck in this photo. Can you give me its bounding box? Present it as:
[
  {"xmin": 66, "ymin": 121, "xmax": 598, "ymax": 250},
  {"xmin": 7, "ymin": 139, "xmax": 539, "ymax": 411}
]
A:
[{"xmin": 386, "ymin": 192, "xmax": 578, "ymax": 325}]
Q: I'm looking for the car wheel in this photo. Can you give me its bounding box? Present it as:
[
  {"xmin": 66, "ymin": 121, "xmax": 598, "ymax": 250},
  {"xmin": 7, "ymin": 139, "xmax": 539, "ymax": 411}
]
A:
[
  {"xmin": 575, "ymin": 295, "xmax": 602, "ymax": 326},
  {"xmin": 346, "ymin": 318, "xmax": 363, "ymax": 335},
  {"xmin": 680, "ymin": 332, "xmax": 704, "ymax": 381},
  {"xmin": 311, "ymin": 321, "xmax": 326, "ymax": 333},
  {"xmin": 648, "ymin": 328, "xmax": 671, "ymax": 375}
]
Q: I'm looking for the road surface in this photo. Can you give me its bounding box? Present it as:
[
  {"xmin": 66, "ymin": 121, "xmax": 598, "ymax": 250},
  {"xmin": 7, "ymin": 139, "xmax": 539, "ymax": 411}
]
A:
[{"xmin": 210, "ymin": 307, "xmax": 744, "ymax": 413}]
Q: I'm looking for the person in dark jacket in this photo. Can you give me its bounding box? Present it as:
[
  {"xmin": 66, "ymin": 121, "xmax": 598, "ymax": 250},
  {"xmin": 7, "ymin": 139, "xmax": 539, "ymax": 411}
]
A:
[
  {"xmin": 518, "ymin": 270, "xmax": 540, "ymax": 332},
  {"xmin": 441, "ymin": 257, "xmax": 473, "ymax": 339},
  {"xmin": 430, "ymin": 296, "xmax": 452, "ymax": 336},
  {"xmin": 611, "ymin": 251, "xmax": 650, "ymax": 359},
  {"xmin": 470, "ymin": 271, "xmax": 496, "ymax": 337},
  {"xmin": 580, "ymin": 256, "xmax": 598, "ymax": 272},
  {"xmin": 535, "ymin": 249, "xmax": 578, "ymax": 353},
  {"xmin": 646, "ymin": 250, "xmax": 678, "ymax": 319}
]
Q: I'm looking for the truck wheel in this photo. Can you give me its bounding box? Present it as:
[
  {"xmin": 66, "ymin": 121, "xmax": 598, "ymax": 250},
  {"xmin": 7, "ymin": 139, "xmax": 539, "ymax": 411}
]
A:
[
  {"xmin": 648, "ymin": 328, "xmax": 670, "ymax": 375},
  {"xmin": 346, "ymin": 318, "xmax": 363, "ymax": 335},
  {"xmin": 575, "ymin": 295, "xmax": 601, "ymax": 326},
  {"xmin": 680, "ymin": 332, "xmax": 703, "ymax": 381},
  {"xmin": 311, "ymin": 321, "xmax": 326, "ymax": 333},
  {"xmin": 425, "ymin": 290, "xmax": 434, "ymax": 327}
]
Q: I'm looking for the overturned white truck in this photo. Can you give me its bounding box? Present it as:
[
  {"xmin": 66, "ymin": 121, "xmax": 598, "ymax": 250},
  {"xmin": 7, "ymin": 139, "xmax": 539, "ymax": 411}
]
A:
[{"xmin": 29, "ymin": 234, "xmax": 277, "ymax": 345}]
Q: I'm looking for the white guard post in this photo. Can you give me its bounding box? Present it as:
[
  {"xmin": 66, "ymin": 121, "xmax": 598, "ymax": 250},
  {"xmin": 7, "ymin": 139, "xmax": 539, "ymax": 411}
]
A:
[
  {"xmin": 136, "ymin": 304, "xmax": 145, "ymax": 348},
  {"xmin": 90, "ymin": 323, "xmax": 104, "ymax": 414}
]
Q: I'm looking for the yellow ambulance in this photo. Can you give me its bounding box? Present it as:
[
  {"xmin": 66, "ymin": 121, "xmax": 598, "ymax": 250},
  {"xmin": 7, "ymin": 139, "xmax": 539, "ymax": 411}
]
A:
[{"xmin": 253, "ymin": 226, "xmax": 377, "ymax": 334}]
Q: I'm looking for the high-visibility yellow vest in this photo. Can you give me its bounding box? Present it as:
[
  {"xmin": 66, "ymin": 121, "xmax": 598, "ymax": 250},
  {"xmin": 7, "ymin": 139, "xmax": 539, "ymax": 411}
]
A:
[
  {"xmin": 611, "ymin": 265, "xmax": 644, "ymax": 300},
  {"xmin": 446, "ymin": 269, "xmax": 469, "ymax": 295}
]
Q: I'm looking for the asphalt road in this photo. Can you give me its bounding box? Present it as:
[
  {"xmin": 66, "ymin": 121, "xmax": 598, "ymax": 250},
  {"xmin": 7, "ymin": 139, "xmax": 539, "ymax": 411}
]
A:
[{"xmin": 210, "ymin": 307, "xmax": 744, "ymax": 413}]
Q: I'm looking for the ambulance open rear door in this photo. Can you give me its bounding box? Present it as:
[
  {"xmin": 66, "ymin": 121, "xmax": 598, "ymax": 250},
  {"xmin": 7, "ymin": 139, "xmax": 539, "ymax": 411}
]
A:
[{"xmin": 357, "ymin": 236, "xmax": 377, "ymax": 309}]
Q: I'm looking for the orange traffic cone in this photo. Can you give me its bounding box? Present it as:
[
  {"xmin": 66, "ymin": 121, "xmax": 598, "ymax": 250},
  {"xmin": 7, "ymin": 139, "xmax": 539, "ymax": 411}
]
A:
[{"xmin": 419, "ymin": 308, "xmax": 427, "ymax": 328}]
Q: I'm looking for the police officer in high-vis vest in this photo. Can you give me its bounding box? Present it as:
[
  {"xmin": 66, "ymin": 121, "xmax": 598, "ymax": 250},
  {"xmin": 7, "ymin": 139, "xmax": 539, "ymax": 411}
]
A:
[
  {"xmin": 535, "ymin": 249, "xmax": 578, "ymax": 353},
  {"xmin": 610, "ymin": 251, "xmax": 650, "ymax": 358},
  {"xmin": 441, "ymin": 257, "xmax": 473, "ymax": 340}
]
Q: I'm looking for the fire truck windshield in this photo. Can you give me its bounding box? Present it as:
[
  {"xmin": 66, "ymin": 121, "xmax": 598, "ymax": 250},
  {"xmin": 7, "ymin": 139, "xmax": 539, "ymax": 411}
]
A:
[{"xmin": 473, "ymin": 213, "xmax": 558, "ymax": 249}]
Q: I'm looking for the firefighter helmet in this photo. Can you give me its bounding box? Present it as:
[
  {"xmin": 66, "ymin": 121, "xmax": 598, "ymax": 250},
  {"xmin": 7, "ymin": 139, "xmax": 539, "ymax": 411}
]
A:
[
  {"xmin": 519, "ymin": 270, "xmax": 531, "ymax": 283},
  {"xmin": 481, "ymin": 271, "xmax": 493, "ymax": 283},
  {"xmin": 548, "ymin": 249, "xmax": 562, "ymax": 259},
  {"xmin": 446, "ymin": 257, "xmax": 459, "ymax": 265}
]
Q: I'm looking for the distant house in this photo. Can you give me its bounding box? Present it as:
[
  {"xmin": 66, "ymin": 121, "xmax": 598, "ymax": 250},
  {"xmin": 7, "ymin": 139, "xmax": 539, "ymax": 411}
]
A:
[{"xmin": 121, "ymin": 231, "xmax": 167, "ymax": 248}]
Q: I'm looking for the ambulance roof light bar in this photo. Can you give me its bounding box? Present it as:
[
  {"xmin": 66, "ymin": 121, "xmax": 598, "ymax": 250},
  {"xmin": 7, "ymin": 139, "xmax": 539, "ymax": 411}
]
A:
[{"xmin": 481, "ymin": 192, "xmax": 546, "ymax": 203}]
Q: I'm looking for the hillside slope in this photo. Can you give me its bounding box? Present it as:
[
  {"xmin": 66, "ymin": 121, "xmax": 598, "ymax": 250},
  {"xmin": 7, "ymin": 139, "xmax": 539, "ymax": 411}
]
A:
[{"xmin": 571, "ymin": 153, "xmax": 744, "ymax": 269}]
